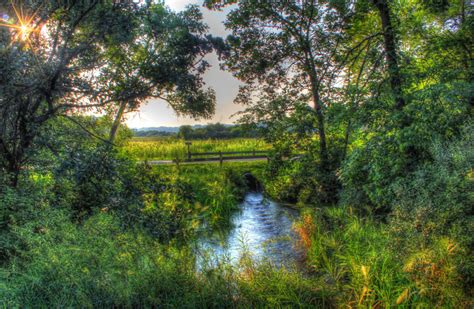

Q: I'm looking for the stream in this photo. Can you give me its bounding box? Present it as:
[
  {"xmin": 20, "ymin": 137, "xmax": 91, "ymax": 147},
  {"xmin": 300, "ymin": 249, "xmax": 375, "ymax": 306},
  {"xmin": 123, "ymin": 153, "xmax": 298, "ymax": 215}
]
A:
[{"xmin": 197, "ymin": 192, "xmax": 303, "ymax": 268}]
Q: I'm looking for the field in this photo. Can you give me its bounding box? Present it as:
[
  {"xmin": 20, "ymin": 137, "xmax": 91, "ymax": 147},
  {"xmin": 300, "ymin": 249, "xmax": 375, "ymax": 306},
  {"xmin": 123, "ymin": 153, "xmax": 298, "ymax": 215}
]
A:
[{"xmin": 123, "ymin": 137, "xmax": 271, "ymax": 160}]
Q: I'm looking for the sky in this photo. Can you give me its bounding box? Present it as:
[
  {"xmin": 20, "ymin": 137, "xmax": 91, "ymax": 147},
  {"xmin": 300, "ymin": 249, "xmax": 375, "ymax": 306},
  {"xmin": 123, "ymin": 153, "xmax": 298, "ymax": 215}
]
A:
[{"xmin": 125, "ymin": 0, "xmax": 242, "ymax": 128}]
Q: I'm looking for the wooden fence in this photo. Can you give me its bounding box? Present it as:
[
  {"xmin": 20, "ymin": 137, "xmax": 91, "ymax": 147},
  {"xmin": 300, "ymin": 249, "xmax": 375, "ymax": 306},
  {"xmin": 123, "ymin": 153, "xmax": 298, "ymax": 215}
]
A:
[{"xmin": 186, "ymin": 150, "xmax": 269, "ymax": 164}]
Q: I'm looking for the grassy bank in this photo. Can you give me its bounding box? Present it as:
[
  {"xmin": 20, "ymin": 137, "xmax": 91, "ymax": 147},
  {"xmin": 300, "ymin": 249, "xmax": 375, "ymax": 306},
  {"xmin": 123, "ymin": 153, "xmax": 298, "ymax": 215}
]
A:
[
  {"xmin": 1, "ymin": 211, "xmax": 333, "ymax": 308},
  {"xmin": 1, "ymin": 160, "xmax": 334, "ymax": 308},
  {"xmin": 292, "ymin": 206, "xmax": 472, "ymax": 307},
  {"xmin": 151, "ymin": 161, "xmax": 267, "ymax": 225},
  {"xmin": 1, "ymin": 150, "xmax": 471, "ymax": 307}
]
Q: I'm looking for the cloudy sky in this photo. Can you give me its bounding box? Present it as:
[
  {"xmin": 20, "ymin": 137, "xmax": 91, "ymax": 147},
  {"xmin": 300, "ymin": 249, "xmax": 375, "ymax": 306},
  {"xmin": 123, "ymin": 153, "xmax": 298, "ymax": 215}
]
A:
[{"xmin": 125, "ymin": 0, "xmax": 242, "ymax": 128}]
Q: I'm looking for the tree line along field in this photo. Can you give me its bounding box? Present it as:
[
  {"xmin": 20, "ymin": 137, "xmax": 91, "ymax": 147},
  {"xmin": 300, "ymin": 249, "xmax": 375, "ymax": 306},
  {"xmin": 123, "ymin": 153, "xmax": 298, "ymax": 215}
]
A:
[{"xmin": 123, "ymin": 137, "xmax": 271, "ymax": 160}]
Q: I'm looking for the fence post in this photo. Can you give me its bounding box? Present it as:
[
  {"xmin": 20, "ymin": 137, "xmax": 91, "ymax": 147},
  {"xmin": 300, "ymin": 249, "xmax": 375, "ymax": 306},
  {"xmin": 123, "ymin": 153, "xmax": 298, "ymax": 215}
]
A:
[
  {"xmin": 219, "ymin": 151, "xmax": 223, "ymax": 167},
  {"xmin": 185, "ymin": 141, "xmax": 192, "ymax": 161}
]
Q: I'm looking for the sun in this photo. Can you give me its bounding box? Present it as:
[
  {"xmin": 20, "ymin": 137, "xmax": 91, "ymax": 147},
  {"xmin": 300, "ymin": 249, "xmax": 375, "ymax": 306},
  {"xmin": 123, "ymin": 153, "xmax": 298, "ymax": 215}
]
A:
[
  {"xmin": 18, "ymin": 24, "xmax": 32, "ymax": 40},
  {"xmin": 20, "ymin": 24, "xmax": 28, "ymax": 33},
  {"xmin": 0, "ymin": 1, "xmax": 40, "ymax": 44}
]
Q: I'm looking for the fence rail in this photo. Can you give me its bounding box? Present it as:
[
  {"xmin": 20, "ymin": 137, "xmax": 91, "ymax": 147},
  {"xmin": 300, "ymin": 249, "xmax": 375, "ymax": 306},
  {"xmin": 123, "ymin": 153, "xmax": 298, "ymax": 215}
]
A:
[
  {"xmin": 186, "ymin": 149, "xmax": 270, "ymax": 164},
  {"xmin": 189, "ymin": 150, "xmax": 268, "ymax": 157}
]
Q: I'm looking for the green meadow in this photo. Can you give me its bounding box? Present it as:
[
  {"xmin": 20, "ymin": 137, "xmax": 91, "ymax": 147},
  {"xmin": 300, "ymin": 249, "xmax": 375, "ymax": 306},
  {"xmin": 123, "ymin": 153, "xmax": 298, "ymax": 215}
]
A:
[{"xmin": 124, "ymin": 137, "xmax": 271, "ymax": 160}]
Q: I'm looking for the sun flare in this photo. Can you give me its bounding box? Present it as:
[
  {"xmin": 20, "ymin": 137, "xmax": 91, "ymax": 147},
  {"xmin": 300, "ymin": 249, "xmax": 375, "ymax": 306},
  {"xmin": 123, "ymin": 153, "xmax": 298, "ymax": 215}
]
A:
[{"xmin": 0, "ymin": 1, "xmax": 40, "ymax": 44}]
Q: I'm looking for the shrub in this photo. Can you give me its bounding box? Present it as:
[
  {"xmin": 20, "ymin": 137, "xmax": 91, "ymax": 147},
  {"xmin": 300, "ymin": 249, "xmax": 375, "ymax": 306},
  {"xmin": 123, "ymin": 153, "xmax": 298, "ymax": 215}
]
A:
[
  {"xmin": 340, "ymin": 97, "xmax": 469, "ymax": 213},
  {"xmin": 389, "ymin": 126, "xmax": 474, "ymax": 293}
]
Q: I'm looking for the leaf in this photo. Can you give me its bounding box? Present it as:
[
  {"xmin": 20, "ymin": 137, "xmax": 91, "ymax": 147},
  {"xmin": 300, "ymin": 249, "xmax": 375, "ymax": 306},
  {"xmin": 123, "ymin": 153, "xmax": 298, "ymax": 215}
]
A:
[
  {"xmin": 359, "ymin": 286, "xmax": 369, "ymax": 304},
  {"xmin": 396, "ymin": 288, "xmax": 410, "ymax": 305},
  {"xmin": 361, "ymin": 265, "xmax": 369, "ymax": 281}
]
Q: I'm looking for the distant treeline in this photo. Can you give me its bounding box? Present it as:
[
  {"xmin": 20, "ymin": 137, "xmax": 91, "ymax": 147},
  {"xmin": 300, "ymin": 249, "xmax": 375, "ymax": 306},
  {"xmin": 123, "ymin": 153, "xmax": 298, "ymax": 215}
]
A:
[
  {"xmin": 134, "ymin": 123, "xmax": 260, "ymax": 139},
  {"xmin": 134, "ymin": 131, "xmax": 176, "ymax": 137}
]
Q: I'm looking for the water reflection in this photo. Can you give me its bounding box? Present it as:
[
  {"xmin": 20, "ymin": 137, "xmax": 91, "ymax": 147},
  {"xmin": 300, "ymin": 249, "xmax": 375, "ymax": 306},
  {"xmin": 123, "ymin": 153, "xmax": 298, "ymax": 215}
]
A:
[{"xmin": 197, "ymin": 192, "xmax": 302, "ymax": 268}]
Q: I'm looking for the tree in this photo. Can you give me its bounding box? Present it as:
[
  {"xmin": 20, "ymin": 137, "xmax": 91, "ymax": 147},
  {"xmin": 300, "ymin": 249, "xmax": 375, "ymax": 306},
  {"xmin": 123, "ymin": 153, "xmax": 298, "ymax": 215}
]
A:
[
  {"xmin": 206, "ymin": 0, "xmax": 347, "ymax": 196},
  {"xmin": 178, "ymin": 125, "xmax": 193, "ymax": 140},
  {"xmin": 370, "ymin": 0, "xmax": 405, "ymax": 110},
  {"xmin": 0, "ymin": 1, "xmax": 217, "ymax": 186},
  {"xmin": 104, "ymin": 4, "xmax": 218, "ymax": 142}
]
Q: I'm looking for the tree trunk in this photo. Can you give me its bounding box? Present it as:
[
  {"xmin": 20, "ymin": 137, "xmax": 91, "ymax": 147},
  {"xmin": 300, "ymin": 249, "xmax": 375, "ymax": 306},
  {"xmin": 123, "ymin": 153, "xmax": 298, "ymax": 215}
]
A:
[
  {"xmin": 307, "ymin": 58, "xmax": 329, "ymax": 168},
  {"xmin": 1, "ymin": 143, "xmax": 22, "ymax": 188},
  {"xmin": 109, "ymin": 101, "xmax": 127, "ymax": 143},
  {"xmin": 372, "ymin": 0, "xmax": 405, "ymax": 110},
  {"xmin": 308, "ymin": 71, "xmax": 337, "ymax": 203},
  {"xmin": 6, "ymin": 160, "xmax": 20, "ymax": 187},
  {"xmin": 460, "ymin": 0, "xmax": 474, "ymax": 110},
  {"xmin": 310, "ymin": 77, "xmax": 329, "ymax": 167}
]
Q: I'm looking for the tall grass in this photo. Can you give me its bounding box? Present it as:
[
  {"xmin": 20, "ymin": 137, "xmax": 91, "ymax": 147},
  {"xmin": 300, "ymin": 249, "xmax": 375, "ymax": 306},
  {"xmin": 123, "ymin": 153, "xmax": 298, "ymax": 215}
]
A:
[
  {"xmin": 293, "ymin": 206, "xmax": 471, "ymax": 307},
  {"xmin": 1, "ymin": 210, "xmax": 332, "ymax": 308},
  {"xmin": 123, "ymin": 137, "xmax": 270, "ymax": 160},
  {"xmin": 153, "ymin": 162, "xmax": 266, "ymax": 226}
]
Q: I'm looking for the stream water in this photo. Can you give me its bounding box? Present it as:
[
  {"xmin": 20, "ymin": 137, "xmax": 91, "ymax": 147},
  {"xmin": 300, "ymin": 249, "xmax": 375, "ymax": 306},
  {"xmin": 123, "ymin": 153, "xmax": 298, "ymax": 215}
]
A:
[{"xmin": 197, "ymin": 192, "xmax": 303, "ymax": 268}]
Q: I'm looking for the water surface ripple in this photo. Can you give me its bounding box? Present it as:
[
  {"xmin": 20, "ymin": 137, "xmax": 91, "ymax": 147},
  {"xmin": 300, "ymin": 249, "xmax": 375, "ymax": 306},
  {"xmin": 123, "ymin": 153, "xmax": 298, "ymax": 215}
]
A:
[{"xmin": 197, "ymin": 192, "xmax": 302, "ymax": 267}]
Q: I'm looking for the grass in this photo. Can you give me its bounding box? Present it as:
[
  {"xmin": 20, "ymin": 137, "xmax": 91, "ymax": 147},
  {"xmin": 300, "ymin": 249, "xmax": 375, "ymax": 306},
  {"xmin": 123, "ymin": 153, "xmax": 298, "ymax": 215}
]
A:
[
  {"xmin": 292, "ymin": 206, "xmax": 471, "ymax": 308},
  {"xmin": 152, "ymin": 161, "xmax": 267, "ymax": 226},
  {"xmin": 3, "ymin": 137, "xmax": 471, "ymax": 307},
  {"xmin": 2, "ymin": 158, "xmax": 470, "ymax": 307},
  {"xmin": 0, "ymin": 163, "xmax": 333, "ymax": 308},
  {"xmin": 123, "ymin": 137, "xmax": 271, "ymax": 160}
]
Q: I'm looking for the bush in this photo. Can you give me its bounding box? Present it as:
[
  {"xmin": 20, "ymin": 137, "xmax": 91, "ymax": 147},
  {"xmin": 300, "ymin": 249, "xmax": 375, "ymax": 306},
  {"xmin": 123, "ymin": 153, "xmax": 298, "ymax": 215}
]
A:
[
  {"xmin": 389, "ymin": 126, "xmax": 474, "ymax": 292},
  {"xmin": 263, "ymin": 153, "xmax": 339, "ymax": 205},
  {"xmin": 0, "ymin": 212, "xmax": 234, "ymax": 307},
  {"xmin": 340, "ymin": 97, "xmax": 469, "ymax": 213},
  {"xmin": 0, "ymin": 174, "xmax": 62, "ymax": 263}
]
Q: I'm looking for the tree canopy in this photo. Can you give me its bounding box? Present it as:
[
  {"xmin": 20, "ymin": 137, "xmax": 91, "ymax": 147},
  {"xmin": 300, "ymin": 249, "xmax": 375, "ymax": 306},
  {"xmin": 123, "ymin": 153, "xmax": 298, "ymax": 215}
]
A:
[
  {"xmin": 0, "ymin": 0, "xmax": 219, "ymax": 185},
  {"xmin": 206, "ymin": 0, "xmax": 472, "ymax": 202}
]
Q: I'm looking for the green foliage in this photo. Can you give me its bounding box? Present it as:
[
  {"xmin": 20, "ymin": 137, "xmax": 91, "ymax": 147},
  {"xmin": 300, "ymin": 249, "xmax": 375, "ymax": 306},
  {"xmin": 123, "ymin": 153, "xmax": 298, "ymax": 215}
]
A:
[
  {"xmin": 230, "ymin": 259, "xmax": 334, "ymax": 307},
  {"xmin": 389, "ymin": 126, "xmax": 474, "ymax": 290},
  {"xmin": 1, "ymin": 0, "xmax": 473, "ymax": 307},
  {"xmin": 152, "ymin": 162, "xmax": 265, "ymax": 226},
  {"xmin": 0, "ymin": 176, "xmax": 60, "ymax": 263},
  {"xmin": 0, "ymin": 1, "xmax": 218, "ymax": 184},
  {"xmin": 174, "ymin": 123, "xmax": 260, "ymax": 140},
  {"xmin": 1, "ymin": 212, "xmax": 225, "ymax": 307},
  {"xmin": 0, "ymin": 209, "xmax": 334, "ymax": 308},
  {"xmin": 254, "ymin": 101, "xmax": 345, "ymax": 204},
  {"xmin": 340, "ymin": 95, "xmax": 470, "ymax": 211}
]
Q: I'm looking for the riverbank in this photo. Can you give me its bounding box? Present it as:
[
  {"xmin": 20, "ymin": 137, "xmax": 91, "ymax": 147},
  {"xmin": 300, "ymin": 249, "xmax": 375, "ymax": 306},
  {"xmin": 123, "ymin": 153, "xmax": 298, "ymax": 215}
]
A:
[
  {"xmin": 2, "ymin": 155, "xmax": 471, "ymax": 307},
  {"xmin": 1, "ymin": 160, "xmax": 334, "ymax": 307}
]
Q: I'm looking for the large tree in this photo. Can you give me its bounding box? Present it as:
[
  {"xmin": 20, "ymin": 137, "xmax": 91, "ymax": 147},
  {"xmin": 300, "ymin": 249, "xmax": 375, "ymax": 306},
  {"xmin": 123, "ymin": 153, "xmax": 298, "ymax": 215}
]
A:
[
  {"xmin": 0, "ymin": 1, "xmax": 217, "ymax": 186},
  {"xmin": 370, "ymin": 0, "xmax": 405, "ymax": 110},
  {"xmin": 104, "ymin": 4, "xmax": 219, "ymax": 142},
  {"xmin": 206, "ymin": 0, "xmax": 346, "ymax": 177}
]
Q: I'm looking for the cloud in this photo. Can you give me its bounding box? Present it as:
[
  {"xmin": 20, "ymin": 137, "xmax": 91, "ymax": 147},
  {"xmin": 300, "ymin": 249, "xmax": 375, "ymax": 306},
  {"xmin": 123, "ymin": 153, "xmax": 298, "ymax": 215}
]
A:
[{"xmin": 164, "ymin": 0, "xmax": 200, "ymax": 12}]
